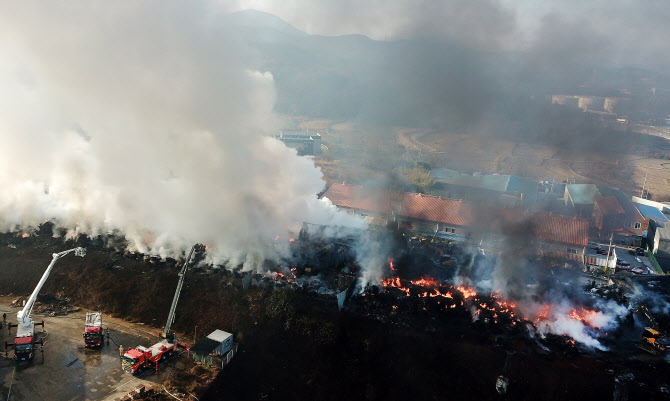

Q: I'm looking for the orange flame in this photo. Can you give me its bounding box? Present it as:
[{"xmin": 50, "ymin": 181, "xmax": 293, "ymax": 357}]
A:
[
  {"xmin": 411, "ymin": 277, "xmax": 438, "ymax": 287},
  {"xmin": 568, "ymin": 308, "xmax": 599, "ymax": 327},
  {"xmin": 388, "ymin": 258, "xmax": 395, "ymax": 271},
  {"xmin": 535, "ymin": 305, "xmax": 550, "ymax": 323},
  {"xmin": 382, "ymin": 277, "xmax": 411, "ymax": 297},
  {"xmin": 456, "ymin": 286, "xmax": 477, "ymax": 299}
]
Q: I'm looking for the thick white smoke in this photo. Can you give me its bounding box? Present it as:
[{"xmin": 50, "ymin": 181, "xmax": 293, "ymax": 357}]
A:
[
  {"xmin": 452, "ymin": 213, "xmax": 629, "ymax": 350},
  {"xmin": 0, "ymin": 2, "xmax": 364, "ymax": 269}
]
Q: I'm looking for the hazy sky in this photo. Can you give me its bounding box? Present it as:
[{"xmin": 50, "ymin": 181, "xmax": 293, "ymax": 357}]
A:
[{"xmin": 228, "ymin": 0, "xmax": 670, "ymax": 69}]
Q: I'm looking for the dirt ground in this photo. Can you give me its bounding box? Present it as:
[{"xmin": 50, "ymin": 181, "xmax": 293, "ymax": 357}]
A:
[
  {"xmin": 0, "ymin": 297, "xmax": 178, "ymax": 401},
  {"xmin": 395, "ymin": 129, "xmax": 668, "ymax": 197}
]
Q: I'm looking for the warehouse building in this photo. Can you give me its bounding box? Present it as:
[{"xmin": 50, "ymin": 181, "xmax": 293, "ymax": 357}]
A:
[
  {"xmin": 322, "ymin": 183, "xmax": 588, "ymax": 262},
  {"xmin": 430, "ymin": 172, "xmax": 537, "ymax": 208},
  {"xmin": 274, "ymin": 132, "xmax": 322, "ymax": 155}
]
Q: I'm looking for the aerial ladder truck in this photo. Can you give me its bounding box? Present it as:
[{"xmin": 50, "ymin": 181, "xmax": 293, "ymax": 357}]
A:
[
  {"xmin": 5, "ymin": 247, "xmax": 86, "ymax": 361},
  {"xmin": 122, "ymin": 244, "xmax": 204, "ymax": 374}
]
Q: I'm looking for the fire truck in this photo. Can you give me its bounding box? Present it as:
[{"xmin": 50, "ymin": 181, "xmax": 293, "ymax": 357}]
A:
[
  {"xmin": 122, "ymin": 244, "xmax": 203, "ymax": 374},
  {"xmin": 84, "ymin": 312, "xmax": 103, "ymax": 348},
  {"xmin": 5, "ymin": 247, "xmax": 86, "ymax": 360}
]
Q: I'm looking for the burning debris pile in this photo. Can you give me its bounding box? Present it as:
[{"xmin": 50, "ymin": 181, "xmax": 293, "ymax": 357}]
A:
[
  {"xmin": 5, "ymin": 220, "xmax": 669, "ymax": 357},
  {"xmin": 335, "ymin": 224, "xmax": 666, "ymax": 353}
]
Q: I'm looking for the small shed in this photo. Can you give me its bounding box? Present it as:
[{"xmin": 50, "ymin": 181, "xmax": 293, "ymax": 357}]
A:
[
  {"xmin": 188, "ymin": 329, "xmax": 236, "ymax": 367},
  {"xmin": 189, "ymin": 338, "xmax": 220, "ymax": 363},
  {"xmin": 206, "ymin": 330, "xmax": 233, "ymax": 356}
]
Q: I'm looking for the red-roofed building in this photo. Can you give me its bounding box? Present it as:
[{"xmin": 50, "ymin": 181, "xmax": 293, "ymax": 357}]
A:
[
  {"xmin": 594, "ymin": 188, "xmax": 646, "ymax": 243},
  {"xmin": 321, "ymin": 183, "xmax": 401, "ymax": 217},
  {"xmin": 322, "ymin": 183, "xmax": 589, "ymax": 263},
  {"xmin": 398, "ymin": 193, "xmax": 474, "ymax": 237}
]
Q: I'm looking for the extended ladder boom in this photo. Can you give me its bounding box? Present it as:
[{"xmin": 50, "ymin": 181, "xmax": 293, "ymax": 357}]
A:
[
  {"xmin": 17, "ymin": 247, "xmax": 86, "ymax": 326},
  {"xmin": 162, "ymin": 244, "xmax": 202, "ymax": 336}
]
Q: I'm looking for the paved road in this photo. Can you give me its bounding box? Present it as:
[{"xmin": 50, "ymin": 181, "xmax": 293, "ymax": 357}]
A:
[
  {"xmin": 587, "ymin": 243, "xmax": 657, "ymax": 275},
  {"xmin": 0, "ymin": 298, "xmax": 178, "ymax": 401}
]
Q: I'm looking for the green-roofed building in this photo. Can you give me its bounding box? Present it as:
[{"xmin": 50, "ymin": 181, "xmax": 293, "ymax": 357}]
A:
[{"xmin": 564, "ymin": 184, "xmax": 601, "ymax": 218}]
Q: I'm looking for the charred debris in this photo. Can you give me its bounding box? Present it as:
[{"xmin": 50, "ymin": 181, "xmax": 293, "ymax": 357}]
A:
[{"xmin": 3, "ymin": 221, "xmax": 670, "ymax": 357}]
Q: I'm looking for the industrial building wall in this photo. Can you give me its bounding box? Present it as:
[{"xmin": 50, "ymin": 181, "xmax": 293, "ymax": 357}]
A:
[{"xmin": 399, "ymin": 219, "xmax": 469, "ymax": 238}]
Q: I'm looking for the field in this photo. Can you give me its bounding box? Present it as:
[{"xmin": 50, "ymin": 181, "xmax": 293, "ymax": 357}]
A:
[{"xmin": 296, "ymin": 116, "xmax": 670, "ymax": 201}]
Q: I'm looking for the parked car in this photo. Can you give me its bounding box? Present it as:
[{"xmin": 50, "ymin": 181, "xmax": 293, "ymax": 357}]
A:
[
  {"xmin": 631, "ymin": 267, "xmax": 645, "ymax": 274},
  {"xmin": 597, "ymin": 249, "xmax": 609, "ymax": 255},
  {"xmin": 636, "ymin": 247, "xmax": 645, "ymax": 256},
  {"xmin": 617, "ymin": 259, "xmax": 630, "ymax": 267}
]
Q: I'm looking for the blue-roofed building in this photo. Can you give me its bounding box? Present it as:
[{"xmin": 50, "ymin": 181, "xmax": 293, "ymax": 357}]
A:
[
  {"xmin": 632, "ymin": 197, "xmax": 670, "ymax": 271},
  {"xmin": 634, "ymin": 202, "xmax": 670, "ymax": 223},
  {"xmin": 507, "ymin": 176, "xmax": 538, "ymax": 204}
]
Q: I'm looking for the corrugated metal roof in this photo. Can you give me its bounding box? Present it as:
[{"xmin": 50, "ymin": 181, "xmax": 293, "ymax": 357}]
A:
[
  {"xmin": 567, "ymin": 184, "xmax": 601, "ymax": 205},
  {"xmin": 321, "ymin": 183, "xmax": 399, "ymax": 215},
  {"xmin": 430, "ymin": 168, "xmax": 461, "ymax": 180},
  {"xmin": 207, "ymin": 329, "xmax": 232, "ymax": 343},
  {"xmin": 432, "ymin": 173, "xmax": 537, "ymax": 202},
  {"xmin": 531, "ymin": 214, "xmax": 589, "ymax": 247},
  {"xmin": 322, "ymin": 184, "xmax": 589, "ymax": 247},
  {"xmin": 507, "ymin": 176, "xmax": 538, "ymax": 203},
  {"xmin": 189, "ymin": 337, "xmax": 220, "ymax": 356},
  {"xmin": 595, "ymin": 196, "xmax": 625, "ymax": 215},
  {"xmin": 494, "ymin": 210, "xmax": 588, "ymax": 247},
  {"xmin": 480, "ymin": 175, "xmax": 511, "ymax": 192},
  {"xmin": 400, "ymin": 194, "xmax": 474, "ymax": 227},
  {"xmin": 598, "ymin": 187, "xmax": 643, "ymax": 221}
]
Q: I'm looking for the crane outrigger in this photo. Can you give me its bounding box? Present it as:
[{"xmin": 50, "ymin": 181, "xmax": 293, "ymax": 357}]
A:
[{"xmin": 5, "ymin": 247, "xmax": 86, "ymax": 360}]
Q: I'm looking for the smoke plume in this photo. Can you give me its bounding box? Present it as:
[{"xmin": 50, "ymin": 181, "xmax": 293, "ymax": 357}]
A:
[
  {"xmin": 457, "ymin": 213, "xmax": 628, "ymax": 350},
  {"xmin": 0, "ymin": 2, "xmax": 364, "ymax": 269}
]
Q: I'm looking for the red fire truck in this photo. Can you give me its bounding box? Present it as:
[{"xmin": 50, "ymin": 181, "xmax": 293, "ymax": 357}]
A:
[
  {"xmin": 122, "ymin": 340, "xmax": 184, "ymax": 374},
  {"xmin": 83, "ymin": 312, "xmax": 103, "ymax": 348},
  {"xmin": 5, "ymin": 247, "xmax": 86, "ymax": 361},
  {"xmin": 122, "ymin": 244, "xmax": 203, "ymax": 374}
]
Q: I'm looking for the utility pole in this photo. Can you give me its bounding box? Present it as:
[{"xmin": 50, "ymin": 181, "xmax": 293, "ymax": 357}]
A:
[
  {"xmin": 605, "ymin": 234, "xmax": 614, "ymax": 275},
  {"xmin": 640, "ymin": 171, "xmax": 648, "ymax": 198}
]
